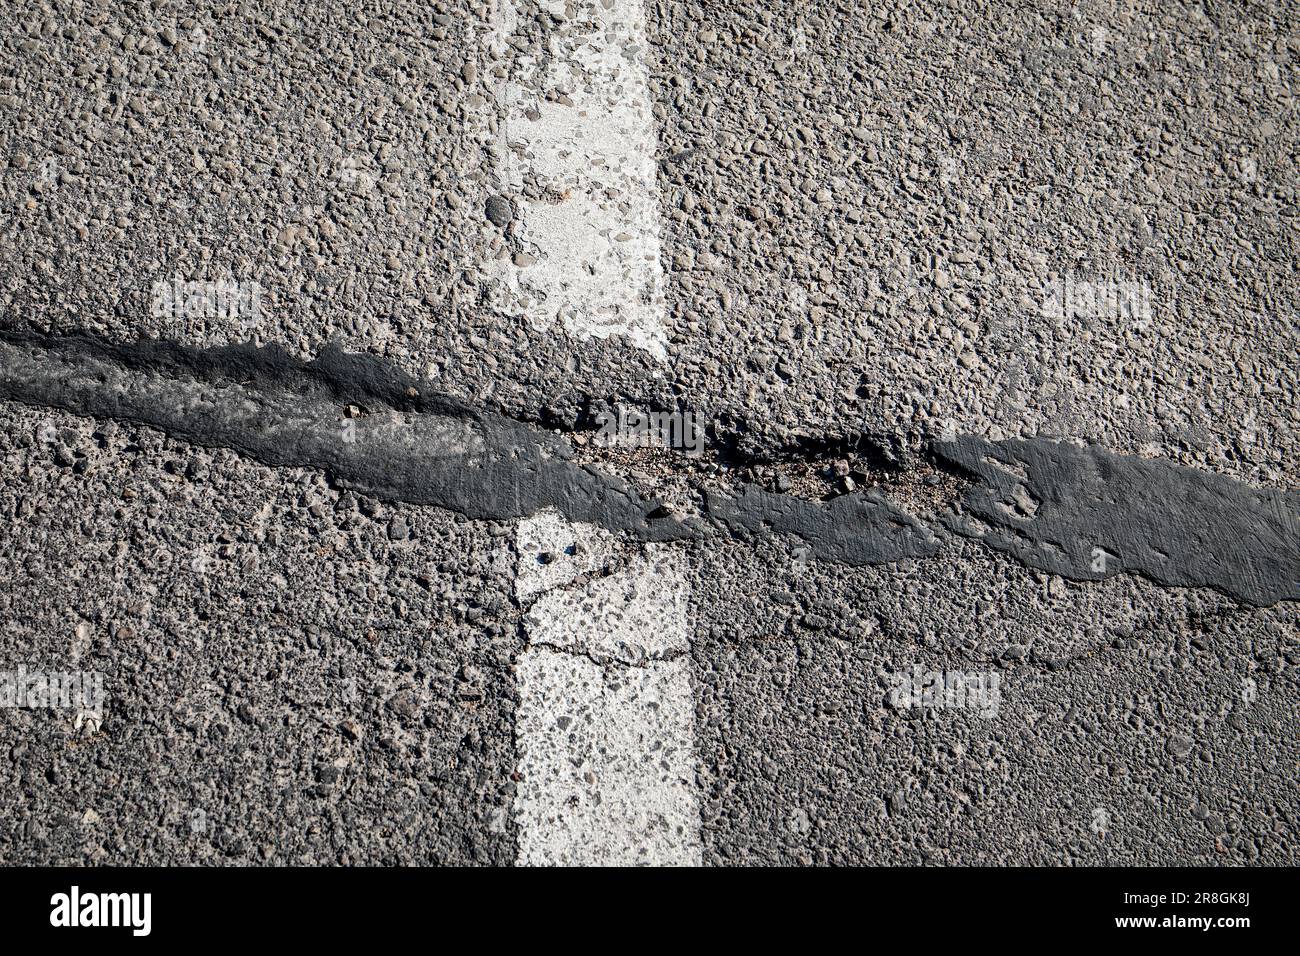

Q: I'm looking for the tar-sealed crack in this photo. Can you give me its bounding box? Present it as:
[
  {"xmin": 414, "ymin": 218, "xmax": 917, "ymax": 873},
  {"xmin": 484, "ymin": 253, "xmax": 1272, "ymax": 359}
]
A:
[
  {"xmin": 935, "ymin": 436, "xmax": 1300, "ymax": 608},
  {"xmin": 1, "ymin": 330, "xmax": 1295, "ymax": 608}
]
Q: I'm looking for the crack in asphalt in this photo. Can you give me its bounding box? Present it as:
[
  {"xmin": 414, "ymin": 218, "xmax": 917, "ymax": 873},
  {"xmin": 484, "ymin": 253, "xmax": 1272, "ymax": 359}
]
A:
[
  {"xmin": 934, "ymin": 437, "xmax": 1299, "ymax": 608},
  {"xmin": 521, "ymin": 639, "xmax": 688, "ymax": 671},
  {"xmin": 0, "ymin": 329, "xmax": 1295, "ymax": 608}
]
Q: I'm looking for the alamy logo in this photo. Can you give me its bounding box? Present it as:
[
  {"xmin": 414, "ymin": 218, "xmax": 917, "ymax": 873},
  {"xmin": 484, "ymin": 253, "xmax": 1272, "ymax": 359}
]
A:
[
  {"xmin": 888, "ymin": 665, "xmax": 1001, "ymax": 718},
  {"xmin": 151, "ymin": 277, "xmax": 263, "ymax": 331},
  {"xmin": 594, "ymin": 405, "xmax": 703, "ymax": 456},
  {"xmin": 0, "ymin": 666, "xmax": 103, "ymax": 718},
  {"xmin": 50, "ymin": 886, "xmax": 151, "ymax": 936},
  {"xmin": 1040, "ymin": 273, "xmax": 1151, "ymax": 323}
]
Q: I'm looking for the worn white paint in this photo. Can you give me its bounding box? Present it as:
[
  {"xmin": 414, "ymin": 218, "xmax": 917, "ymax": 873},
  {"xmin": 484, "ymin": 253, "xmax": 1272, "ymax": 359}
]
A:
[
  {"xmin": 513, "ymin": 512, "xmax": 700, "ymax": 866},
  {"xmin": 486, "ymin": 0, "xmax": 692, "ymax": 866},
  {"xmin": 488, "ymin": 0, "xmax": 668, "ymax": 359},
  {"xmin": 525, "ymin": 546, "xmax": 689, "ymax": 664},
  {"xmin": 514, "ymin": 509, "xmax": 620, "ymax": 604}
]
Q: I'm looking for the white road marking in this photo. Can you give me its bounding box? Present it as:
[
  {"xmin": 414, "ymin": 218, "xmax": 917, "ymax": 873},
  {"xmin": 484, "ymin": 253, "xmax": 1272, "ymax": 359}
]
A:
[
  {"xmin": 514, "ymin": 509, "xmax": 619, "ymax": 603},
  {"xmin": 487, "ymin": 0, "xmax": 668, "ymax": 359},
  {"xmin": 525, "ymin": 548, "xmax": 689, "ymax": 664},
  {"xmin": 486, "ymin": 0, "xmax": 693, "ymax": 866},
  {"xmin": 513, "ymin": 512, "xmax": 700, "ymax": 866}
]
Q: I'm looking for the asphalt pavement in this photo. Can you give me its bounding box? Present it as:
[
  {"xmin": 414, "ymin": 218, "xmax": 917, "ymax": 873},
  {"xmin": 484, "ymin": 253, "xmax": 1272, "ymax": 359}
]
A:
[{"xmin": 0, "ymin": 0, "xmax": 1295, "ymax": 865}]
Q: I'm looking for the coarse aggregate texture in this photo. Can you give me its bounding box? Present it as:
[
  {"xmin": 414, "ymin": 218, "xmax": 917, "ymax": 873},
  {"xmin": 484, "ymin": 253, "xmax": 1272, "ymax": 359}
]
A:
[
  {"xmin": 0, "ymin": 0, "xmax": 1295, "ymax": 867},
  {"xmin": 0, "ymin": 400, "xmax": 520, "ymax": 865},
  {"xmin": 649, "ymin": 0, "xmax": 1297, "ymax": 487},
  {"xmin": 687, "ymin": 533, "xmax": 1298, "ymax": 865}
]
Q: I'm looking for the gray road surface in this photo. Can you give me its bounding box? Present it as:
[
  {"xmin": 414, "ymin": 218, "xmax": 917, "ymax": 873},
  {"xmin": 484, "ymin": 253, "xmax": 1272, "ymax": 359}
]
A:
[{"xmin": 0, "ymin": 0, "xmax": 1296, "ymax": 865}]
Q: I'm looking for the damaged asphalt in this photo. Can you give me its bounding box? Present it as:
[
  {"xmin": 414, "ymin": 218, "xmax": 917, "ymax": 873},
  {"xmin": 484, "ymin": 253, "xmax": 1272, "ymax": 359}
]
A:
[
  {"xmin": 1, "ymin": 329, "xmax": 1293, "ymax": 607},
  {"xmin": 1, "ymin": 0, "xmax": 1296, "ymax": 866}
]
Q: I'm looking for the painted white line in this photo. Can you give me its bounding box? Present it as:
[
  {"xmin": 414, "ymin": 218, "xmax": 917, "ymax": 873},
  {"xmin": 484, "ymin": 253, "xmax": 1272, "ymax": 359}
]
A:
[
  {"xmin": 487, "ymin": 0, "xmax": 692, "ymax": 866},
  {"xmin": 525, "ymin": 546, "xmax": 688, "ymax": 664},
  {"xmin": 513, "ymin": 513, "xmax": 700, "ymax": 866},
  {"xmin": 488, "ymin": 0, "xmax": 668, "ymax": 359},
  {"xmin": 514, "ymin": 509, "xmax": 619, "ymax": 604},
  {"xmin": 514, "ymin": 651, "xmax": 699, "ymax": 866}
]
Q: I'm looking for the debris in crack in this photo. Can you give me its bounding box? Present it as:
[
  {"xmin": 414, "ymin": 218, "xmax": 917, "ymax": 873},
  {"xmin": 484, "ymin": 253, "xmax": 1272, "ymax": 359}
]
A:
[
  {"xmin": 1, "ymin": 329, "xmax": 1296, "ymax": 604},
  {"xmin": 0, "ymin": 330, "xmax": 934, "ymax": 567},
  {"xmin": 935, "ymin": 436, "xmax": 1300, "ymax": 608}
]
